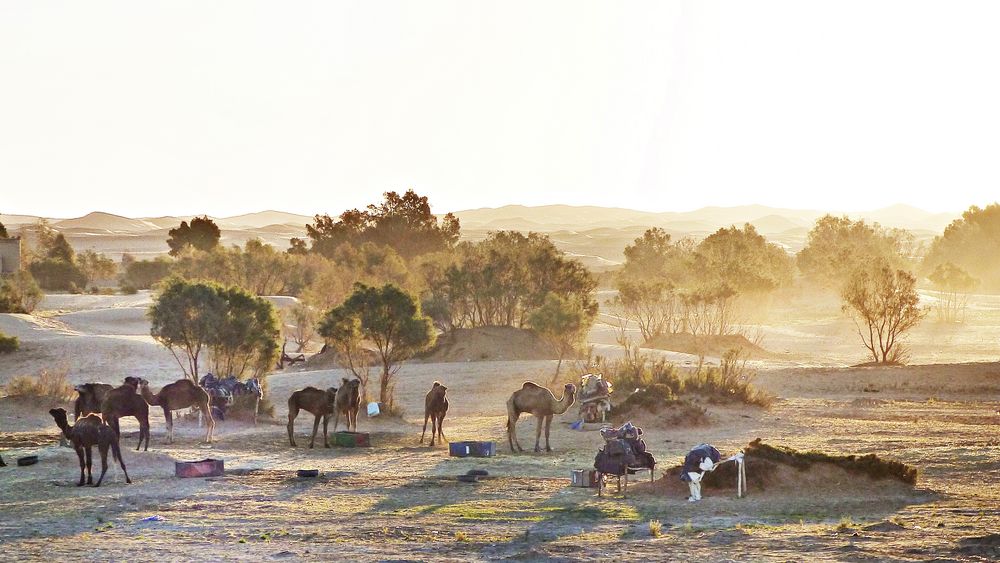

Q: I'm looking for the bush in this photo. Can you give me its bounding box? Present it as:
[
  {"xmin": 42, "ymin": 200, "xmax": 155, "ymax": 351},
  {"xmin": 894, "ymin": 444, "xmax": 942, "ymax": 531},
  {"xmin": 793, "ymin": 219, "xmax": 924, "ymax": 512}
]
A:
[
  {"xmin": 685, "ymin": 349, "xmax": 773, "ymax": 407},
  {"xmin": 0, "ymin": 332, "xmax": 18, "ymax": 353},
  {"xmin": 120, "ymin": 284, "xmax": 138, "ymax": 295},
  {"xmin": 2, "ymin": 368, "xmax": 74, "ymax": 403},
  {"xmin": 0, "ymin": 271, "xmax": 43, "ymax": 313},
  {"xmin": 29, "ymin": 258, "xmax": 87, "ymax": 291}
]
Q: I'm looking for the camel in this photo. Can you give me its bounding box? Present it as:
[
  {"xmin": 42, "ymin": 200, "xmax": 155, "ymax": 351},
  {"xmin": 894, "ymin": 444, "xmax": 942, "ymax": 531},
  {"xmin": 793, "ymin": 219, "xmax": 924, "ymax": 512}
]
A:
[
  {"xmin": 73, "ymin": 382, "xmax": 113, "ymax": 421},
  {"xmin": 138, "ymin": 378, "xmax": 215, "ymax": 444},
  {"xmin": 49, "ymin": 408, "xmax": 131, "ymax": 487},
  {"xmin": 420, "ymin": 381, "xmax": 449, "ymax": 447},
  {"xmin": 506, "ymin": 382, "xmax": 577, "ymax": 453},
  {"xmin": 333, "ymin": 378, "xmax": 361, "ymax": 433},
  {"xmin": 101, "ymin": 376, "xmax": 151, "ymax": 451},
  {"xmin": 287, "ymin": 386, "xmax": 338, "ymax": 448}
]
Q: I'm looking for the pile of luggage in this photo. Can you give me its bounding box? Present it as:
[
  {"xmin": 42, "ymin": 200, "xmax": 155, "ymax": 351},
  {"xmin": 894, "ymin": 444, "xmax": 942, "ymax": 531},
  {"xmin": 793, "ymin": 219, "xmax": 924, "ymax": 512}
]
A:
[
  {"xmin": 578, "ymin": 373, "xmax": 613, "ymax": 423},
  {"xmin": 593, "ymin": 421, "xmax": 656, "ymax": 476},
  {"xmin": 198, "ymin": 373, "xmax": 262, "ymax": 421}
]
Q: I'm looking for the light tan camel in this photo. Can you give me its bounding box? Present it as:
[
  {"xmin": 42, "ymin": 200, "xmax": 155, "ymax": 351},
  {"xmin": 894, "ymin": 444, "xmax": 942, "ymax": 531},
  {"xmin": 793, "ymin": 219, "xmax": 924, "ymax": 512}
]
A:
[
  {"xmin": 138, "ymin": 378, "xmax": 215, "ymax": 444},
  {"xmin": 50, "ymin": 407, "xmax": 131, "ymax": 487},
  {"xmin": 420, "ymin": 381, "xmax": 449, "ymax": 447},
  {"xmin": 287, "ymin": 386, "xmax": 338, "ymax": 448},
  {"xmin": 101, "ymin": 377, "xmax": 151, "ymax": 451},
  {"xmin": 506, "ymin": 382, "xmax": 577, "ymax": 453},
  {"xmin": 333, "ymin": 378, "xmax": 361, "ymax": 433}
]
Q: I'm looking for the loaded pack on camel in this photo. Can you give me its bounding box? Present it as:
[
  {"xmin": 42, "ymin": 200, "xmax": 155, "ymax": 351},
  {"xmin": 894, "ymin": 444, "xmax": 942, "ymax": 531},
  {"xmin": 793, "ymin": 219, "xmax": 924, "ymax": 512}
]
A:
[
  {"xmin": 576, "ymin": 373, "xmax": 613, "ymax": 425},
  {"xmin": 199, "ymin": 373, "xmax": 263, "ymax": 423}
]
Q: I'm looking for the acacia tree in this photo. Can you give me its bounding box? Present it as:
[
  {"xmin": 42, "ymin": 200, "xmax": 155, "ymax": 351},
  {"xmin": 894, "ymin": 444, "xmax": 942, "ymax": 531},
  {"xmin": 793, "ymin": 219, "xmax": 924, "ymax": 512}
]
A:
[
  {"xmin": 318, "ymin": 283, "xmax": 435, "ymax": 409},
  {"xmin": 149, "ymin": 278, "xmax": 280, "ymax": 381},
  {"xmin": 167, "ymin": 216, "xmax": 221, "ymax": 256},
  {"xmin": 841, "ymin": 264, "xmax": 926, "ymax": 364},
  {"xmin": 798, "ymin": 215, "xmax": 913, "ymax": 288},
  {"xmin": 928, "ymin": 262, "xmax": 978, "ymax": 323},
  {"xmin": 528, "ymin": 292, "xmax": 597, "ymax": 380}
]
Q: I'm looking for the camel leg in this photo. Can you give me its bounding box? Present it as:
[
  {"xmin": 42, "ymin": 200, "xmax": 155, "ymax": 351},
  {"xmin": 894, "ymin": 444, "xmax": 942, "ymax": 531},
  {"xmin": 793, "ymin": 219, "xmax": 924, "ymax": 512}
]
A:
[
  {"xmin": 164, "ymin": 407, "xmax": 173, "ymax": 444},
  {"xmin": 94, "ymin": 443, "xmax": 110, "ymax": 487},
  {"xmin": 252, "ymin": 398, "xmax": 259, "ymax": 426},
  {"xmin": 332, "ymin": 409, "xmax": 341, "ymax": 433},
  {"xmin": 350, "ymin": 408, "xmax": 358, "ymax": 432},
  {"xmin": 507, "ymin": 412, "xmax": 523, "ymax": 452},
  {"xmin": 533, "ymin": 416, "xmax": 543, "ymax": 453},
  {"xmin": 544, "ymin": 415, "xmax": 553, "ymax": 452},
  {"xmin": 309, "ymin": 415, "xmax": 320, "ymax": 449},
  {"xmin": 421, "ymin": 411, "xmax": 430, "ymax": 444},
  {"xmin": 287, "ymin": 405, "xmax": 299, "ymax": 447},
  {"xmin": 75, "ymin": 446, "xmax": 86, "ymax": 486},
  {"xmin": 110, "ymin": 433, "xmax": 131, "ymax": 484},
  {"xmin": 323, "ymin": 414, "xmax": 331, "ymax": 448},
  {"xmin": 429, "ymin": 414, "xmax": 437, "ymax": 447},
  {"xmin": 85, "ymin": 446, "xmax": 94, "ymax": 485},
  {"xmin": 202, "ymin": 402, "xmax": 215, "ymax": 444},
  {"xmin": 437, "ymin": 414, "xmax": 447, "ymax": 444}
]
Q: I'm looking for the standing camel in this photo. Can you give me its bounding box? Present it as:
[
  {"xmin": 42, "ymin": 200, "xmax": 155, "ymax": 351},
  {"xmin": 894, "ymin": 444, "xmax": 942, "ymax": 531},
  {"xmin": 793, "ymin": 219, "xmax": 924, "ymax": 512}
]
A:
[
  {"xmin": 420, "ymin": 381, "xmax": 449, "ymax": 447},
  {"xmin": 287, "ymin": 386, "xmax": 338, "ymax": 448},
  {"xmin": 50, "ymin": 408, "xmax": 131, "ymax": 487},
  {"xmin": 333, "ymin": 378, "xmax": 361, "ymax": 433},
  {"xmin": 138, "ymin": 378, "xmax": 215, "ymax": 444},
  {"xmin": 73, "ymin": 382, "xmax": 113, "ymax": 421},
  {"xmin": 101, "ymin": 377, "xmax": 151, "ymax": 451},
  {"xmin": 506, "ymin": 382, "xmax": 577, "ymax": 453}
]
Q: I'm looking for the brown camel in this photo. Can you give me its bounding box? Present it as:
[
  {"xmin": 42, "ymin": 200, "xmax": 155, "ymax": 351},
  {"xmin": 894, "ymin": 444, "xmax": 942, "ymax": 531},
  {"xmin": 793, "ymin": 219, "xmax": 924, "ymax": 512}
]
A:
[
  {"xmin": 506, "ymin": 382, "xmax": 577, "ymax": 453},
  {"xmin": 333, "ymin": 378, "xmax": 361, "ymax": 433},
  {"xmin": 101, "ymin": 376, "xmax": 151, "ymax": 451},
  {"xmin": 287, "ymin": 386, "xmax": 338, "ymax": 448},
  {"xmin": 73, "ymin": 382, "xmax": 113, "ymax": 421},
  {"xmin": 50, "ymin": 408, "xmax": 131, "ymax": 487},
  {"xmin": 138, "ymin": 378, "xmax": 215, "ymax": 444},
  {"xmin": 420, "ymin": 381, "xmax": 449, "ymax": 447}
]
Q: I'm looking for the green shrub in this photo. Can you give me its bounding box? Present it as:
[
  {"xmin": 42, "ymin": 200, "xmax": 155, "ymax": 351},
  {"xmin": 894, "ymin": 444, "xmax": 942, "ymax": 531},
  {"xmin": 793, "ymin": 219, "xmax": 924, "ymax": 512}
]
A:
[
  {"xmin": 120, "ymin": 284, "xmax": 138, "ymax": 295},
  {"xmin": 0, "ymin": 271, "xmax": 43, "ymax": 313},
  {"xmin": 0, "ymin": 332, "xmax": 18, "ymax": 353},
  {"xmin": 29, "ymin": 259, "xmax": 87, "ymax": 291}
]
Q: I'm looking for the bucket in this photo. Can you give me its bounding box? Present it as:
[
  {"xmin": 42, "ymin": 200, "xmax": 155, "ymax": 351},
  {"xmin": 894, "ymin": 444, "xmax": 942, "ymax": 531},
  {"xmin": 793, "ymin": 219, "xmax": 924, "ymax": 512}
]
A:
[{"xmin": 367, "ymin": 402, "xmax": 381, "ymax": 417}]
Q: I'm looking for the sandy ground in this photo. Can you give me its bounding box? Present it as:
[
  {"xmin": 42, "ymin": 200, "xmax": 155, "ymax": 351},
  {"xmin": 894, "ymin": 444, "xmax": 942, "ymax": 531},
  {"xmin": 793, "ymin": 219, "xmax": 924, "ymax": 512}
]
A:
[{"xmin": 2, "ymin": 294, "xmax": 1000, "ymax": 561}]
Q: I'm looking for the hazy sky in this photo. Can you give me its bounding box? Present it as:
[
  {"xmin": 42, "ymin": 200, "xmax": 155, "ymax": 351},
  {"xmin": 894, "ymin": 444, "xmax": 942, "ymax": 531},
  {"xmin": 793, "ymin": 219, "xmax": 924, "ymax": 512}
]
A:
[{"xmin": 1, "ymin": 1, "xmax": 998, "ymax": 218}]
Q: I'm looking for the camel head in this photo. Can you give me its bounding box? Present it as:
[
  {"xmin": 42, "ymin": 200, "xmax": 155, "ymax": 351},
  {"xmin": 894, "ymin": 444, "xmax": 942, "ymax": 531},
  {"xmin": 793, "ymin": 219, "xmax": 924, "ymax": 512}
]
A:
[
  {"xmin": 563, "ymin": 383, "xmax": 577, "ymax": 397},
  {"xmin": 432, "ymin": 381, "xmax": 447, "ymax": 392},
  {"xmin": 74, "ymin": 384, "xmax": 87, "ymax": 393},
  {"xmin": 325, "ymin": 387, "xmax": 338, "ymax": 405},
  {"xmin": 122, "ymin": 376, "xmax": 142, "ymax": 389},
  {"xmin": 49, "ymin": 407, "xmax": 70, "ymax": 432}
]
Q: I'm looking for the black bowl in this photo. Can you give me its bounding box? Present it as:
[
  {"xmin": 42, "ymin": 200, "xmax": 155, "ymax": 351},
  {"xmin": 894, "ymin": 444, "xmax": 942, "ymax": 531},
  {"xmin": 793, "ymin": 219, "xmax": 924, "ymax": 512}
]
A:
[{"xmin": 17, "ymin": 455, "xmax": 38, "ymax": 467}]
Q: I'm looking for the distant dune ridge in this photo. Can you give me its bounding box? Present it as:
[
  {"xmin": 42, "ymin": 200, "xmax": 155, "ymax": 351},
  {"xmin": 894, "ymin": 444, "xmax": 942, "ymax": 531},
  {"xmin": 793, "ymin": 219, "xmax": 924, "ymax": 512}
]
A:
[{"xmin": 0, "ymin": 204, "xmax": 959, "ymax": 269}]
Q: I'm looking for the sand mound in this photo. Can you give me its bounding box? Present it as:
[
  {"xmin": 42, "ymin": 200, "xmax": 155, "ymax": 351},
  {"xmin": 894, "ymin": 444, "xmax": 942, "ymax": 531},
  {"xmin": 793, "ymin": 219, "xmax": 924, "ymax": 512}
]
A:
[
  {"xmin": 611, "ymin": 389, "xmax": 709, "ymax": 427},
  {"xmin": 417, "ymin": 327, "xmax": 559, "ymax": 362},
  {"xmin": 633, "ymin": 439, "xmax": 917, "ymax": 498},
  {"xmin": 642, "ymin": 333, "xmax": 774, "ymax": 359}
]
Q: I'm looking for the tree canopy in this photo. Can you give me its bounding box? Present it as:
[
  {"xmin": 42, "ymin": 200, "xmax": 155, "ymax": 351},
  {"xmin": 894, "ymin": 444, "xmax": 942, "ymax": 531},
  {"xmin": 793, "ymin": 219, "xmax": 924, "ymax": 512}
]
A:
[
  {"xmin": 528, "ymin": 292, "xmax": 596, "ymax": 380},
  {"xmin": 298, "ymin": 190, "xmax": 460, "ymax": 259},
  {"xmin": 149, "ymin": 278, "xmax": 280, "ymax": 380},
  {"xmin": 318, "ymin": 283, "xmax": 435, "ymax": 408},
  {"xmin": 797, "ymin": 215, "xmax": 913, "ymax": 288},
  {"xmin": 922, "ymin": 203, "xmax": 1000, "ymax": 291},
  {"xmin": 167, "ymin": 216, "xmax": 221, "ymax": 256}
]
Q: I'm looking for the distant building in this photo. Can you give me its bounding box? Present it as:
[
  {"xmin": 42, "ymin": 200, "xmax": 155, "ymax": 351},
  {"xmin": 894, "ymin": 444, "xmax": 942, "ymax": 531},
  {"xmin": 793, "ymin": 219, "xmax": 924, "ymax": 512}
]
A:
[{"xmin": 0, "ymin": 237, "xmax": 21, "ymax": 275}]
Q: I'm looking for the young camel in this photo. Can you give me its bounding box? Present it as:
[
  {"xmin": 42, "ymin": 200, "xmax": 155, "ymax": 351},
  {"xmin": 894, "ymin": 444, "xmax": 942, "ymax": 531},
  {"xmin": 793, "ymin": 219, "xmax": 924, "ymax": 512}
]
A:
[
  {"xmin": 506, "ymin": 382, "xmax": 577, "ymax": 453},
  {"xmin": 287, "ymin": 386, "xmax": 338, "ymax": 448},
  {"xmin": 420, "ymin": 381, "xmax": 449, "ymax": 447},
  {"xmin": 73, "ymin": 382, "xmax": 113, "ymax": 421},
  {"xmin": 138, "ymin": 378, "xmax": 215, "ymax": 444},
  {"xmin": 333, "ymin": 378, "xmax": 361, "ymax": 433},
  {"xmin": 101, "ymin": 377, "xmax": 151, "ymax": 451},
  {"xmin": 49, "ymin": 408, "xmax": 131, "ymax": 487}
]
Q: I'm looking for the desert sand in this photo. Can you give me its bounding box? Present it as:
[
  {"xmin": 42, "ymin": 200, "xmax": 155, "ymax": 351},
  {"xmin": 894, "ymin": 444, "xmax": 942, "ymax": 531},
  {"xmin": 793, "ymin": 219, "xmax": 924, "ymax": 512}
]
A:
[{"xmin": 2, "ymin": 291, "xmax": 1000, "ymax": 561}]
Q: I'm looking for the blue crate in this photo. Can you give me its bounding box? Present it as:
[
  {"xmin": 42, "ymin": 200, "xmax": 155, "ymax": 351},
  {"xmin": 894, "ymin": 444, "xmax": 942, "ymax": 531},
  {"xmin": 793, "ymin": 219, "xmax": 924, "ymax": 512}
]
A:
[{"xmin": 449, "ymin": 441, "xmax": 496, "ymax": 457}]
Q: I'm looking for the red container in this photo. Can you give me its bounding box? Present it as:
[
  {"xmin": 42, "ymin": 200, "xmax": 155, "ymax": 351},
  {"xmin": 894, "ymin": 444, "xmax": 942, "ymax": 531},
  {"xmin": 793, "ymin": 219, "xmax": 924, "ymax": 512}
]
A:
[
  {"xmin": 333, "ymin": 431, "xmax": 371, "ymax": 447},
  {"xmin": 175, "ymin": 458, "xmax": 225, "ymax": 478}
]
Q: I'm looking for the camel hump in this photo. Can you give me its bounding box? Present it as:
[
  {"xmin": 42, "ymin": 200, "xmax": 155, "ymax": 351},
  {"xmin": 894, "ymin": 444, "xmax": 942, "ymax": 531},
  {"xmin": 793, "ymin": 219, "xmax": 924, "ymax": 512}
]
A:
[{"xmin": 521, "ymin": 381, "xmax": 541, "ymax": 390}]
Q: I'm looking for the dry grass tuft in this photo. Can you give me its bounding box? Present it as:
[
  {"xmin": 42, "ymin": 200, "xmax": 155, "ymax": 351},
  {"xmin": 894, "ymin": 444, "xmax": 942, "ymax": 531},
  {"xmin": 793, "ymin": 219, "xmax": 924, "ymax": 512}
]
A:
[
  {"xmin": 648, "ymin": 519, "xmax": 663, "ymax": 537},
  {"xmin": 2, "ymin": 368, "xmax": 75, "ymax": 404}
]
